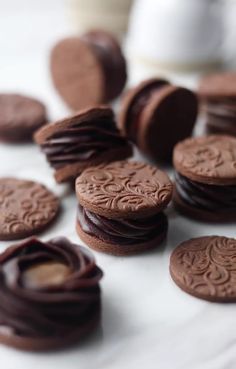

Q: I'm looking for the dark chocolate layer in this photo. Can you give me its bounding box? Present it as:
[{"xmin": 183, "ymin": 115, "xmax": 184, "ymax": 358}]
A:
[
  {"xmin": 0, "ymin": 237, "xmax": 102, "ymax": 340},
  {"xmin": 175, "ymin": 172, "xmax": 236, "ymax": 211},
  {"xmin": 41, "ymin": 119, "xmax": 130, "ymax": 169},
  {"xmin": 77, "ymin": 204, "xmax": 168, "ymax": 245},
  {"xmin": 204, "ymin": 99, "xmax": 236, "ymax": 136},
  {"xmin": 82, "ymin": 32, "xmax": 127, "ymax": 101}
]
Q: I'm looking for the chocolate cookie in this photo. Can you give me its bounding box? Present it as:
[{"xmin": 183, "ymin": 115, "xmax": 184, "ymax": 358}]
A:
[
  {"xmin": 119, "ymin": 79, "xmax": 198, "ymax": 162},
  {"xmin": 198, "ymin": 73, "xmax": 236, "ymax": 136},
  {"xmin": 170, "ymin": 236, "xmax": 236, "ymax": 302},
  {"xmin": 35, "ymin": 106, "xmax": 132, "ymax": 183},
  {"xmin": 0, "ymin": 94, "xmax": 47, "ymax": 142},
  {"xmin": 0, "ymin": 237, "xmax": 103, "ymax": 350},
  {"xmin": 173, "ymin": 135, "xmax": 236, "ymax": 221},
  {"xmin": 0, "ymin": 178, "xmax": 59, "ymax": 240},
  {"xmin": 76, "ymin": 160, "xmax": 173, "ymax": 255},
  {"xmin": 50, "ymin": 30, "xmax": 127, "ymax": 111}
]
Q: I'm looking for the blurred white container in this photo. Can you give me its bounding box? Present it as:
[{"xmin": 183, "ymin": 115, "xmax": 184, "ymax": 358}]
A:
[
  {"xmin": 68, "ymin": 0, "xmax": 133, "ymax": 39},
  {"xmin": 127, "ymin": 0, "xmax": 224, "ymax": 73}
]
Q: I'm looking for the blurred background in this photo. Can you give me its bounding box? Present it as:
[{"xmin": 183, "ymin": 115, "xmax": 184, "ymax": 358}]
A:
[{"xmin": 0, "ymin": 0, "xmax": 236, "ymax": 118}]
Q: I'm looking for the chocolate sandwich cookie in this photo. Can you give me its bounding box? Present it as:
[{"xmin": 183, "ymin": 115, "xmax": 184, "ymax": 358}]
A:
[
  {"xmin": 199, "ymin": 72, "xmax": 236, "ymax": 136},
  {"xmin": 170, "ymin": 236, "xmax": 236, "ymax": 302},
  {"xmin": 50, "ymin": 30, "xmax": 127, "ymax": 111},
  {"xmin": 0, "ymin": 237, "xmax": 103, "ymax": 350},
  {"xmin": 119, "ymin": 79, "xmax": 198, "ymax": 162},
  {"xmin": 76, "ymin": 160, "xmax": 173, "ymax": 255},
  {"xmin": 173, "ymin": 135, "xmax": 236, "ymax": 222},
  {"xmin": 35, "ymin": 106, "xmax": 132, "ymax": 183},
  {"xmin": 0, "ymin": 94, "xmax": 47, "ymax": 142},
  {"xmin": 0, "ymin": 178, "xmax": 59, "ymax": 240}
]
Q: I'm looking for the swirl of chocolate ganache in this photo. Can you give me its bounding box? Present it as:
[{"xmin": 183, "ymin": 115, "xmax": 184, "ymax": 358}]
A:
[
  {"xmin": 77, "ymin": 204, "xmax": 168, "ymax": 245},
  {"xmin": 175, "ymin": 172, "xmax": 236, "ymax": 211},
  {"xmin": 0, "ymin": 237, "xmax": 102, "ymax": 347},
  {"xmin": 41, "ymin": 119, "xmax": 129, "ymax": 169}
]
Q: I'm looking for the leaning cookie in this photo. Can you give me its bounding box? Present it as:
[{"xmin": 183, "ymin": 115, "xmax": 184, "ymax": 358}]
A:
[
  {"xmin": 34, "ymin": 106, "xmax": 132, "ymax": 183},
  {"xmin": 0, "ymin": 237, "xmax": 103, "ymax": 351},
  {"xmin": 50, "ymin": 30, "xmax": 127, "ymax": 111},
  {"xmin": 170, "ymin": 236, "xmax": 236, "ymax": 302},
  {"xmin": 173, "ymin": 135, "xmax": 236, "ymax": 222},
  {"xmin": 76, "ymin": 160, "xmax": 173, "ymax": 256},
  {"xmin": 0, "ymin": 94, "xmax": 47, "ymax": 142},
  {"xmin": 119, "ymin": 78, "xmax": 198, "ymax": 162}
]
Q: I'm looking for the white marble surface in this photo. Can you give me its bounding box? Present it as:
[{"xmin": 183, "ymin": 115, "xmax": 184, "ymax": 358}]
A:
[{"xmin": 0, "ymin": 1, "xmax": 236, "ymax": 368}]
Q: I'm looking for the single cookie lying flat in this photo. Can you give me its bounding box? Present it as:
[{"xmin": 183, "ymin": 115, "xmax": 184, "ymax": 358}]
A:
[
  {"xmin": 0, "ymin": 94, "xmax": 47, "ymax": 142},
  {"xmin": 170, "ymin": 236, "xmax": 236, "ymax": 302},
  {"xmin": 35, "ymin": 106, "xmax": 132, "ymax": 183},
  {"xmin": 0, "ymin": 237, "xmax": 103, "ymax": 350},
  {"xmin": 0, "ymin": 178, "xmax": 59, "ymax": 240},
  {"xmin": 76, "ymin": 160, "xmax": 173, "ymax": 255}
]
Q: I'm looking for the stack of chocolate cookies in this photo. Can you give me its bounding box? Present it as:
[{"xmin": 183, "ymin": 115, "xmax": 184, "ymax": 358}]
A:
[
  {"xmin": 199, "ymin": 72, "xmax": 236, "ymax": 136},
  {"xmin": 76, "ymin": 160, "xmax": 173, "ymax": 255}
]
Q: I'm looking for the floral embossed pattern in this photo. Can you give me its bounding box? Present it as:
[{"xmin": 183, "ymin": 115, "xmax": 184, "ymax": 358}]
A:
[
  {"xmin": 174, "ymin": 135, "xmax": 236, "ymax": 185},
  {"xmin": 76, "ymin": 161, "xmax": 173, "ymax": 218},
  {"xmin": 170, "ymin": 236, "xmax": 236, "ymax": 302},
  {"xmin": 0, "ymin": 178, "xmax": 59, "ymax": 240}
]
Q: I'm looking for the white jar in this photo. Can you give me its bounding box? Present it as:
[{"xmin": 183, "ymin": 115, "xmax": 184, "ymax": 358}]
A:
[{"xmin": 127, "ymin": 0, "xmax": 224, "ymax": 72}]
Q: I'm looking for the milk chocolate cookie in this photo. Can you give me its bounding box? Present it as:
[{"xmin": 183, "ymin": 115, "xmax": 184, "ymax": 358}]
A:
[
  {"xmin": 76, "ymin": 160, "xmax": 173, "ymax": 255},
  {"xmin": 199, "ymin": 72, "xmax": 236, "ymax": 136},
  {"xmin": 0, "ymin": 237, "xmax": 103, "ymax": 350},
  {"xmin": 0, "ymin": 178, "xmax": 59, "ymax": 240},
  {"xmin": 170, "ymin": 236, "xmax": 236, "ymax": 302},
  {"xmin": 119, "ymin": 79, "xmax": 198, "ymax": 162},
  {"xmin": 0, "ymin": 94, "xmax": 47, "ymax": 142},
  {"xmin": 35, "ymin": 106, "xmax": 132, "ymax": 183},
  {"xmin": 173, "ymin": 135, "xmax": 236, "ymax": 221},
  {"xmin": 50, "ymin": 30, "xmax": 127, "ymax": 110}
]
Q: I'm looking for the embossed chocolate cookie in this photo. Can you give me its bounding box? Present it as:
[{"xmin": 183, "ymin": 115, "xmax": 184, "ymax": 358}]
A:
[
  {"xmin": 173, "ymin": 135, "xmax": 236, "ymax": 185},
  {"xmin": 76, "ymin": 160, "xmax": 173, "ymax": 219},
  {"xmin": 0, "ymin": 94, "xmax": 47, "ymax": 142},
  {"xmin": 76, "ymin": 161, "xmax": 172, "ymax": 255},
  {"xmin": 35, "ymin": 106, "xmax": 132, "ymax": 183},
  {"xmin": 199, "ymin": 72, "xmax": 236, "ymax": 100},
  {"xmin": 0, "ymin": 178, "xmax": 60, "ymax": 240},
  {"xmin": 0, "ymin": 237, "xmax": 103, "ymax": 350},
  {"xmin": 170, "ymin": 236, "xmax": 236, "ymax": 302}
]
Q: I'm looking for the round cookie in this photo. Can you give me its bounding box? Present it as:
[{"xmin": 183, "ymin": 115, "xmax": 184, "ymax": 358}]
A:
[
  {"xmin": 198, "ymin": 72, "xmax": 236, "ymax": 100},
  {"xmin": 170, "ymin": 236, "xmax": 236, "ymax": 302},
  {"xmin": 34, "ymin": 106, "xmax": 132, "ymax": 183},
  {"xmin": 50, "ymin": 30, "xmax": 127, "ymax": 111},
  {"xmin": 0, "ymin": 178, "xmax": 59, "ymax": 240},
  {"xmin": 119, "ymin": 79, "xmax": 198, "ymax": 162},
  {"xmin": 76, "ymin": 160, "xmax": 173, "ymax": 255},
  {"xmin": 173, "ymin": 135, "xmax": 236, "ymax": 185},
  {"xmin": 0, "ymin": 237, "xmax": 103, "ymax": 351},
  {"xmin": 76, "ymin": 160, "xmax": 173, "ymax": 219},
  {"xmin": 0, "ymin": 94, "xmax": 47, "ymax": 142}
]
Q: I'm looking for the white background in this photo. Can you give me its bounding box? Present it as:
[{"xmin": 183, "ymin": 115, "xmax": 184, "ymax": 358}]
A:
[{"xmin": 0, "ymin": 1, "xmax": 236, "ymax": 368}]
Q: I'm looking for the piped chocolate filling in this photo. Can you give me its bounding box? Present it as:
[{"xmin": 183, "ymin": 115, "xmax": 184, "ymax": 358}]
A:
[
  {"xmin": 41, "ymin": 119, "xmax": 130, "ymax": 169},
  {"xmin": 77, "ymin": 204, "xmax": 168, "ymax": 245},
  {"xmin": 126, "ymin": 81, "xmax": 168, "ymax": 142},
  {"xmin": 82, "ymin": 32, "xmax": 127, "ymax": 101},
  {"xmin": 175, "ymin": 172, "xmax": 236, "ymax": 211},
  {"xmin": 0, "ymin": 237, "xmax": 102, "ymax": 339}
]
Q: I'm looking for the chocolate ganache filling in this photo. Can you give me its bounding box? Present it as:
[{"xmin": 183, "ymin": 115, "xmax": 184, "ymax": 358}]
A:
[
  {"xmin": 175, "ymin": 172, "xmax": 236, "ymax": 211},
  {"xmin": 0, "ymin": 237, "xmax": 102, "ymax": 340},
  {"xmin": 77, "ymin": 204, "xmax": 168, "ymax": 245},
  {"xmin": 41, "ymin": 119, "xmax": 129, "ymax": 169},
  {"xmin": 126, "ymin": 81, "xmax": 168, "ymax": 142}
]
